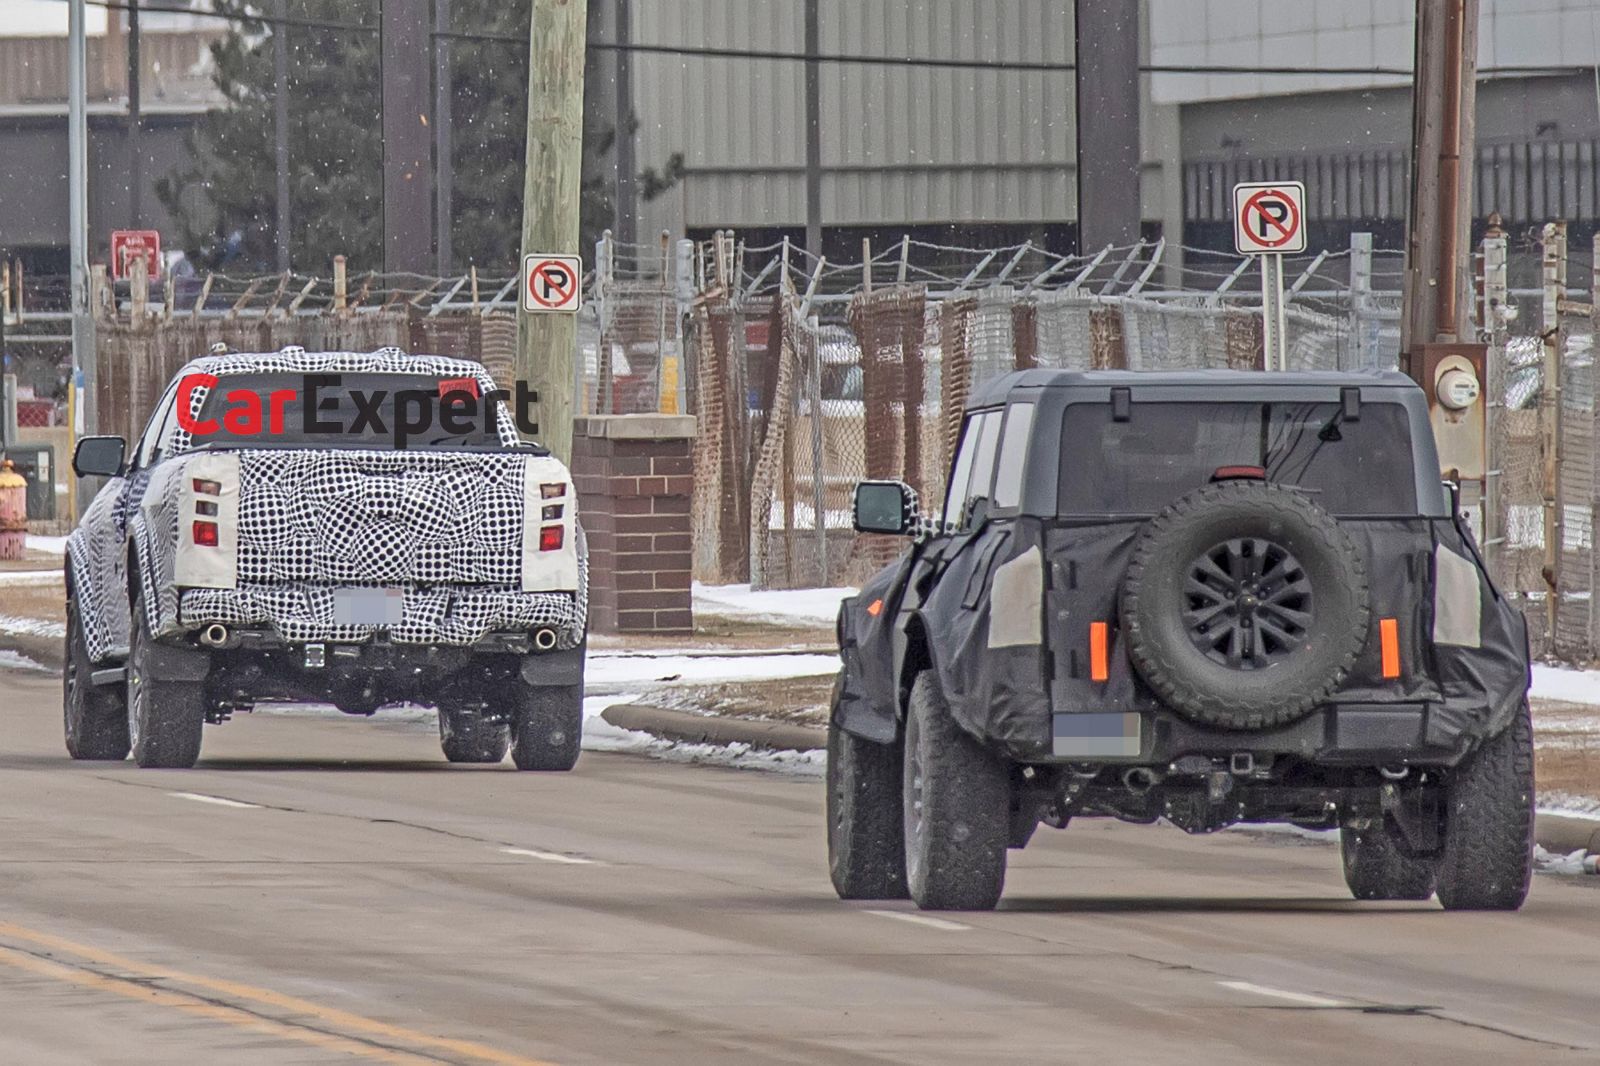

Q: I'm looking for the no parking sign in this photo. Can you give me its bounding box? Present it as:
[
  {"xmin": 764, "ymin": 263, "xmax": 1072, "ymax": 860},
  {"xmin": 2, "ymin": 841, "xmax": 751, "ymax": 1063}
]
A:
[
  {"xmin": 522, "ymin": 254, "xmax": 583, "ymax": 314},
  {"xmin": 1232, "ymin": 181, "xmax": 1307, "ymax": 255}
]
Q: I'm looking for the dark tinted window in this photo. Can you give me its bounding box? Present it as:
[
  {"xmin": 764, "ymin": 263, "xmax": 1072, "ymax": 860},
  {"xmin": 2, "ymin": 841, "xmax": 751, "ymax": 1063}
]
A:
[
  {"xmin": 1059, "ymin": 400, "xmax": 1415, "ymax": 515},
  {"xmin": 184, "ymin": 373, "xmax": 504, "ymax": 450}
]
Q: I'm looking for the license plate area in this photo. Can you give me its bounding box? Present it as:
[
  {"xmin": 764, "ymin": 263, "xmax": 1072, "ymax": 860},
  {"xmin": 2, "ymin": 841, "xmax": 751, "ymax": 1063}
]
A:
[
  {"xmin": 1052, "ymin": 712, "xmax": 1142, "ymax": 758},
  {"xmin": 332, "ymin": 588, "xmax": 405, "ymax": 625}
]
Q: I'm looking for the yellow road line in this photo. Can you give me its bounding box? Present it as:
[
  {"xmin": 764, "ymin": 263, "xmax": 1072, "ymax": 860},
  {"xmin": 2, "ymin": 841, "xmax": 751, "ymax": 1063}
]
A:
[{"xmin": 0, "ymin": 922, "xmax": 554, "ymax": 1066}]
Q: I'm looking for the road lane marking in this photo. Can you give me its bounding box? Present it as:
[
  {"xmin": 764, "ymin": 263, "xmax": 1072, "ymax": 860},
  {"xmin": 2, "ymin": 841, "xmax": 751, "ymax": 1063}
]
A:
[
  {"xmin": 1218, "ymin": 980, "xmax": 1353, "ymax": 1008},
  {"xmin": 0, "ymin": 943, "xmax": 431, "ymax": 1064},
  {"xmin": 500, "ymin": 846, "xmax": 596, "ymax": 865},
  {"xmin": 169, "ymin": 791, "xmax": 261, "ymax": 809},
  {"xmin": 864, "ymin": 909, "xmax": 971, "ymax": 931},
  {"xmin": 0, "ymin": 922, "xmax": 553, "ymax": 1065}
]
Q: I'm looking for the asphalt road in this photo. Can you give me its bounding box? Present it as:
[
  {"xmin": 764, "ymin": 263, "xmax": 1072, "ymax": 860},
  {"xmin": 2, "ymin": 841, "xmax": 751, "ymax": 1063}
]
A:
[{"xmin": 2, "ymin": 667, "xmax": 1598, "ymax": 1065}]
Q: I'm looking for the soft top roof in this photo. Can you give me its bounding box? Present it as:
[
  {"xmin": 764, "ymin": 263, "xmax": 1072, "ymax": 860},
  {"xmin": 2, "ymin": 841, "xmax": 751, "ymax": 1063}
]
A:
[
  {"xmin": 968, "ymin": 368, "xmax": 1419, "ymax": 409},
  {"xmin": 178, "ymin": 346, "xmax": 493, "ymax": 382}
]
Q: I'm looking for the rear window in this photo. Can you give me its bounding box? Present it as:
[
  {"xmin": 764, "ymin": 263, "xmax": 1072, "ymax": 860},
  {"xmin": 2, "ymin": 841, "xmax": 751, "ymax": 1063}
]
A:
[
  {"xmin": 1058, "ymin": 400, "xmax": 1415, "ymax": 516},
  {"xmin": 183, "ymin": 372, "xmax": 506, "ymax": 451}
]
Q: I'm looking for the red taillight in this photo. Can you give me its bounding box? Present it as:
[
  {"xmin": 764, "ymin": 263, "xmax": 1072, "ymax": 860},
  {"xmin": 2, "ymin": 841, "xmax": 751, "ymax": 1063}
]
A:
[
  {"xmin": 539, "ymin": 525, "xmax": 564, "ymax": 551},
  {"xmin": 540, "ymin": 482, "xmax": 566, "ymax": 499},
  {"xmin": 192, "ymin": 520, "xmax": 219, "ymax": 547},
  {"xmin": 192, "ymin": 478, "xmax": 221, "ymax": 495}
]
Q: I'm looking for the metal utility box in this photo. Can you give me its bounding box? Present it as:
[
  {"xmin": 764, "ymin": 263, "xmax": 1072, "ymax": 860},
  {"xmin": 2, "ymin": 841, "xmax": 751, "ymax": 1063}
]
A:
[
  {"xmin": 1414, "ymin": 342, "xmax": 1489, "ymax": 481},
  {"xmin": 2, "ymin": 443, "xmax": 57, "ymax": 520}
]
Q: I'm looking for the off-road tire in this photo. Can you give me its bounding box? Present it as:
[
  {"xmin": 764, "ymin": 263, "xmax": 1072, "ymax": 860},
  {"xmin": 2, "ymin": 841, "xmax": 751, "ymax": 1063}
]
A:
[
  {"xmin": 510, "ymin": 684, "xmax": 582, "ymax": 771},
  {"xmin": 1121, "ymin": 481, "xmax": 1369, "ymax": 730},
  {"xmin": 438, "ymin": 704, "xmax": 511, "ymax": 764},
  {"xmin": 127, "ymin": 591, "xmax": 207, "ymax": 769},
  {"xmin": 827, "ymin": 678, "xmax": 908, "ymax": 900},
  {"xmin": 64, "ymin": 594, "xmax": 131, "ymax": 760},
  {"xmin": 1434, "ymin": 702, "xmax": 1534, "ymax": 911},
  {"xmin": 1340, "ymin": 820, "xmax": 1436, "ymax": 901},
  {"xmin": 902, "ymin": 671, "xmax": 1008, "ymax": 911}
]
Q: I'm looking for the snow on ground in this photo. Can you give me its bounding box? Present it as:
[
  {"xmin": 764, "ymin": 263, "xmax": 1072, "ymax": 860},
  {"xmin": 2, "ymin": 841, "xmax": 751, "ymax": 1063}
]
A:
[
  {"xmin": 0, "ymin": 649, "xmax": 47, "ymax": 672},
  {"xmin": 0, "ymin": 613, "xmax": 63, "ymax": 639},
  {"xmin": 25, "ymin": 535, "xmax": 68, "ymax": 556},
  {"xmin": 586, "ymin": 650, "xmax": 837, "ymax": 690},
  {"xmin": 580, "ymin": 693, "xmax": 825, "ymax": 774},
  {"xmin": 0, "ymin": 569, "xmax": 63, "ymax": 587},
  {"xmin": 1531, "ymin": 664, "xmax": 1600, "ymax": 706},
  {"xmin": 1541, "ymin": 794, "xmax": 1600, "ymax": 819},
  {"xmin": 692, "ymin": 582, "xmax": 855, "ymax": 626}
]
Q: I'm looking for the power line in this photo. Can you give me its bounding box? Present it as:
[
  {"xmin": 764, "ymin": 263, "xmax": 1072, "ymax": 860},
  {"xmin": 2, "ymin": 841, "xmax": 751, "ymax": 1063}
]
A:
[{"xmin": 52, "ymin": 0, "xmax": 1600, "ymax": 80}]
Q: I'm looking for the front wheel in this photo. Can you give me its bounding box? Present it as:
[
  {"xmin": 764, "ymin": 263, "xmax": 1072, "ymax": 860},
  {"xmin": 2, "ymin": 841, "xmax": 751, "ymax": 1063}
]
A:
[
  {"xmin": 510, "ymin": 684, "xmax": 582, "ymax": 771},
  {"xmin": 902, "ymin": 671, "xmax": 1009, "ymax": 911},
  {"xmin": 827, "ymin": 678, "xmax": 907, "ymax": 900},
  {"xmin": 64, "ymin": 594, "xmax": 130, "ymax": 760},
  {"xmin": 1434, "ymin": 703, "xmax": 1535, "ymax": 911},
  {"xmin": 438, "ymin": 704, "xmax": 511, "ymax": 764}
]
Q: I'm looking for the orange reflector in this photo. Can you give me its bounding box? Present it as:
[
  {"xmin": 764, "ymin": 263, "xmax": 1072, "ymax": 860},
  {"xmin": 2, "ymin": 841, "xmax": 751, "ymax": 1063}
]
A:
[
  {"xmin": 1380, "ymin": 618, "xmax": 1400, "ymax": 679},
  {"xmin": 866, "ymin": 598, "xmax": 883, "ymax": 617},
  {"xmin": 1089, "ymin": 622, "xmax": 1109, "ymax": 682}
]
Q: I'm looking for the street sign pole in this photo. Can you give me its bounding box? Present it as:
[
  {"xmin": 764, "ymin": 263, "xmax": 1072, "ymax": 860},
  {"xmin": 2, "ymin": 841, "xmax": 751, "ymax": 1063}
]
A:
[{"xmin": 1260, "ymin": 252, "xmax": 1287, "ymax": 371}]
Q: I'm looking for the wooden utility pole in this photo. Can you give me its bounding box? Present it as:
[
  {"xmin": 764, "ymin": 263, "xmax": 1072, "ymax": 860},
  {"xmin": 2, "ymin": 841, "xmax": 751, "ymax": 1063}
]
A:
[
  {"xmin": 1402, "ymin": 0, "xmax": 1479, "ymax": 367},
  {"xmin": 1074, "ymin": 0, "xmax": 1141, "ymax": 253},
  {"xmin": 516, "ymin": 0, "xmax": 587, "ymax": 464}
]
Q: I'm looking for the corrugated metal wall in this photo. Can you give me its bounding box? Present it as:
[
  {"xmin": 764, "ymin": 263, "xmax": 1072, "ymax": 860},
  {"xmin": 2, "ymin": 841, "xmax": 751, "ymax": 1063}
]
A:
[{"xmin": 631, "ymin": 0, "xmax": 1077, "ymax": 233}]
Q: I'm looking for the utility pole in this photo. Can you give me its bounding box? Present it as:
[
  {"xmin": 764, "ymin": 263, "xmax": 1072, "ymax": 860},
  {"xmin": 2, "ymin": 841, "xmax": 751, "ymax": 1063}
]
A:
[
  {"xmin": 127, "ymin": 0, "xmax": 142, "ymax": 228},
  {"xmin": 613, "ymin": 0, "xmax": 636, "ymax": 247},
  {"xmin": 1074, "ymin": 0, "xmax": 1142, "ymax": 253},
  {"xmin": 516, "ymin": 0, "xmax": 587, "ymax": 464},
  {"xmin": 433, "ymin": 0, "xmax": 453, "ymax": 275},
  {"xmin": 273, "ymin": 0, "xmax": 291, "ymax": 273},
  {"xmin": 68, "ymin": 0, "xmax": 96, "ymax": 471},
  {"xmin": 381, "ymin": 0, "xmax": 434, "ymax": 274},
  {"xmin": 803, "ymin": 0, "xmax": 822, "ymax": 258}
]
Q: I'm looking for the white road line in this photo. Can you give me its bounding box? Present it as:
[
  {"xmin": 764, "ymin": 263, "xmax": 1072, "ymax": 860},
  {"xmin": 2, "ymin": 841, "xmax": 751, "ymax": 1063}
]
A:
[
  {"xmin": 864, "ymin": 909, "xmax": 971, "ymax": 932},
  {"xmin": 1218, "ymin": 980, "xmax": 1353, "ymax": 1008},
  {"xmin": 168, "ymin": 791, "xmax": 262, "ymax": 810},
  {"xmin": 500, "ymin": 846, "xmax": 596, "ymax": 865}
]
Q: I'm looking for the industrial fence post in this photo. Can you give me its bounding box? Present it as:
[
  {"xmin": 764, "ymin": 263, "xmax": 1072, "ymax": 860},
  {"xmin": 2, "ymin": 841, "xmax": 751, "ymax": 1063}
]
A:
[
  {"xmin": 1539, "ymin": 221, "xmax": 1566, "ymax": 647},
  {"xmin": 1479, "ymin": 224, "xmax": 1508, "ymax": 577},
  {"xmin": 1347, "ymin": 231, "xmax": 1372, "ymax": 371}
]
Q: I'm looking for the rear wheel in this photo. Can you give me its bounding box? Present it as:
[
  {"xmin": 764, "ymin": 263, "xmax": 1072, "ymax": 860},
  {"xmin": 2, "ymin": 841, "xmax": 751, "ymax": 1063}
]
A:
[
  {"xmin": 1340, "ymin": 820, "xmax": 1436, "ymax": 901},
  {"xmin": 438, "ymin": 704, "xmax": 511, "ymax": 764},
  {"xmin": 63, "ymin": 594, "xmax": 130, "ymax": 760},
  {"xmin": 902, "ymin": 671, "xmax": 1009, "ymax": 911},
  {"xmin": 510, "ymin": 684, "xmax": 582, "ymax": 771},
  {"xmin": 1434, "ymin": 703, "xmax": 1534, "ymax": 911},
  {"xmin": 127, "ymin": 591, "xmax": 207, "ymax": 769},
  {"xmin": 827, "ymin": 679, "xmax": 908, "ymax": 900}
]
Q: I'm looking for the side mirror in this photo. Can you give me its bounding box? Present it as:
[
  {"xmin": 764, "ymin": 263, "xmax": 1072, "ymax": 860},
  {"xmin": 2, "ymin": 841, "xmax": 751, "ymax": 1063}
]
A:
[
  {"xmin": 73, "ymin": 436, "xmax": 126, "ymax": 478},
  {"xmin": 853, "ymin": 480, "xmax": 916, "ymax": 536}
]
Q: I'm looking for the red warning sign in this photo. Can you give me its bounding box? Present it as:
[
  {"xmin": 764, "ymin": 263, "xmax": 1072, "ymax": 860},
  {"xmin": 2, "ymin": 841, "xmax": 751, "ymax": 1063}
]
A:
[
  {"xmin": 522, "ymin": 254, "xmax": 583, "ymax": 313},
  {"xmin": 1232, "ymin": 181, "xmax": 1307, "ymax": 255}
]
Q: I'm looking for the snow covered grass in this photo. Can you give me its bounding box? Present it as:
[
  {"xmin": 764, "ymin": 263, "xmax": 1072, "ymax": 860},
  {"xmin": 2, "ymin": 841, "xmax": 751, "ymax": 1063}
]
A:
[
  {"xmin": 586, "ymin": 650, "xmax": 837, "ymax": 690},
  {"xmin": 25, "ymin": 535, "xmax": 68, "ymax": 556},
  {"xmin": 1531, "ymin": 664, "xmax": 1600, "ymax": 706},
  {"xmin": 0, "ymin": 613, "xmax": 64, "ymax": 640},
  {"xmin": 0, "ymin": 570, "xmax": 64, "ymax": 587},
  {"xmin": 692, "ymin": 582, "xmax": 855, "ymax": 627}
]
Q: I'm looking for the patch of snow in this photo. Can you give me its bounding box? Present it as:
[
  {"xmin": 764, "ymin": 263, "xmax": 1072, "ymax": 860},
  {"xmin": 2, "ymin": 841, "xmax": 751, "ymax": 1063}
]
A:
[
  {"xmin": 1531, "ymin": 664, "xmax": 1600, "ymax": 705},
  {"xmin": 581, "ymin": 694, "xmax": 823, "ymax": 774},
  {"xmin": 0, "ymin": 569, "xmax": 63, "ymax": 587},
  {"xmin": 25, "ymin": 535, "xmax": 68, "ymax": 556},
  {"xmin": 0, "ymin": 649, "xmax": 48, "ymax": 672},
  {"xmin": 587, "ymin": 652, "xmax": 837, "ymax": 689},
  {"xmin": 0, "ymin": 613, "xmax": 64, "ymax": 639},
  {"xmin": 1540, "ymin": 795, "xmax": 1600, "ymax": 820},
  {"xmin": 693, "ymin": 582, "xmax": 855, "ymax": 626},
  {"xmin": 1534, "ymin": 845, "xmax": 1594, "ymax": 875}
]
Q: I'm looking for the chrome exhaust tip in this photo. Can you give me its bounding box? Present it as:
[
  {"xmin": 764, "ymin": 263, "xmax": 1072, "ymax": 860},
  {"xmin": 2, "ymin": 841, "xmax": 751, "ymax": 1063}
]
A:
[
  {"xmin": 199, "ymin": 623, "xmax": 230, "ymax": 648},
  {"xmin": 533, "ymin": 628, "xmax": 558, "ymax": 651}
]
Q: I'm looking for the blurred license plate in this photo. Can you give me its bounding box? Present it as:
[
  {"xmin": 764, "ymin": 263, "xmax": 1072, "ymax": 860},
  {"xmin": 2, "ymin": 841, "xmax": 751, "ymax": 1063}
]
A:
[
  {"xmin": 1052, "ymin": 713, "xmax": 1142, "ymax": 758},
  {"xmin": 333, "ymin": 588, "xmax": 404, "ymax": 625}
]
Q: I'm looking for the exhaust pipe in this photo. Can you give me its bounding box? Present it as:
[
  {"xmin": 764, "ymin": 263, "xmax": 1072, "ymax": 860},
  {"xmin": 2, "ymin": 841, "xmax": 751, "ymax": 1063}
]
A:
[
  {"xmin": 533, "ymin": 628, "xmax": 558, "ymax": 651},
  {"xmin": 1123, "ymin": 767, "xmax": 1159, "ymax": 795},
  {"xmin": 199, "ymin": 623, "xmax": 230, "ymax": 649},
  {"xmin": 1379, "ymin": 764, "xmax": 1410, "ymax": 781}
]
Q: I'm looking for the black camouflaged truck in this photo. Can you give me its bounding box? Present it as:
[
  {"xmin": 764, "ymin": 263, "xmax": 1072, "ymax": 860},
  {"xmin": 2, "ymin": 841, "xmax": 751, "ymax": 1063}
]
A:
[{"xmin": 828, "ymin": 369, "xmax": 1532, "ymax": 912}]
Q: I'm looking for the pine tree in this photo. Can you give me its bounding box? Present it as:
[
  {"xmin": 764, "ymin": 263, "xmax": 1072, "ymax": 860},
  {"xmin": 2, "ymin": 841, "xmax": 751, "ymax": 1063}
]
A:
[{"xmin": 156, "ymin": 0, "xmax": 680, "ymax": 274}]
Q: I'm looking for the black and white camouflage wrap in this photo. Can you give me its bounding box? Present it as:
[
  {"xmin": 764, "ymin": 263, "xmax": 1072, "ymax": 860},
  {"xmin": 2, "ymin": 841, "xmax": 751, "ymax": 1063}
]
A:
[{"xmin": 68, "ymin": 349, "xmax": 585, "ymax": 662}]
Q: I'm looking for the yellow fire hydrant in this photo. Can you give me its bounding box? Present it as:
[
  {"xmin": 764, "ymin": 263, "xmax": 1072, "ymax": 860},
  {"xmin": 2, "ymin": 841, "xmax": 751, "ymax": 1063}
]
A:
[{"xmin": 0, "ymin": 459, "xmax": 28, "ymax": 561}]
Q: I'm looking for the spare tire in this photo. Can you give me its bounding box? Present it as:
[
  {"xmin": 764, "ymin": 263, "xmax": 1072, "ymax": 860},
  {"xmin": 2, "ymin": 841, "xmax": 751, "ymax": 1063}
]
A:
[{"xmin": 1120, "ymin": 481, "xmax": 1369, "ymax": 730}]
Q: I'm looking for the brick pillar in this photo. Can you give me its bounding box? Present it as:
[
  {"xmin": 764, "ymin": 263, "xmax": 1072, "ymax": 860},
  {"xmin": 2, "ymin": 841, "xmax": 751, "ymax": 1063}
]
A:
[{"xmin": 572, "ymin": 414, "xmax": 696, "ymax": 635}]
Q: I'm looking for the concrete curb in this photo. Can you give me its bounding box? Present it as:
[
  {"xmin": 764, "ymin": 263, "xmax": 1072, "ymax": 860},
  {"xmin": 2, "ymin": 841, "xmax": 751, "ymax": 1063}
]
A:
[
  {"xmin": 1535, "ymin": 812, "xmax": 1600, "ymax": 856},
  {"xmin": 601, "ymin": 703, "xmax": 825, "ymax": 753},
  {"xmin": 0, "ymin": 632, "xmax": 62, "ymax": 671}
]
